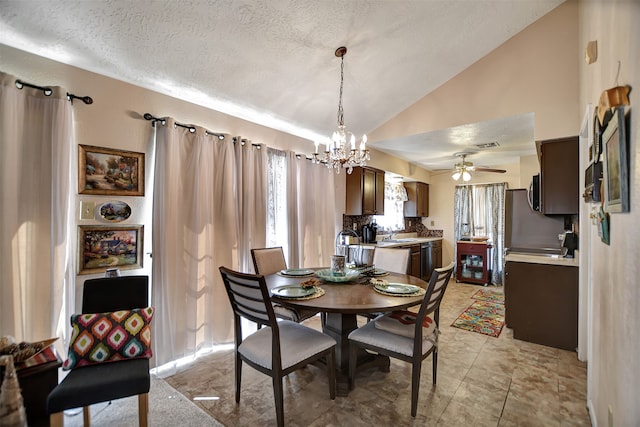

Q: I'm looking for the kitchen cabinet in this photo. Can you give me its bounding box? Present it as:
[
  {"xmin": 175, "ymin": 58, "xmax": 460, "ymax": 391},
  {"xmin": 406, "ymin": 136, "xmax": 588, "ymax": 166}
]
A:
[
  {"xmin": 537, "ymin": 136, "xmax": 579, "ymax": 214},
  {"xmin": 345, "ymin": 166, "xmax": 385, "ymax": 215},
  {"xmin": 504, "ymin": 260, "xmax": 578, "ymax": 351},
  {"xmin": 403, "ymin": 181, "xmax": 429, "ymax": 217},
  {"xmin": 456, "ymin": 241, "xmax": 492, "ymax": 285}
]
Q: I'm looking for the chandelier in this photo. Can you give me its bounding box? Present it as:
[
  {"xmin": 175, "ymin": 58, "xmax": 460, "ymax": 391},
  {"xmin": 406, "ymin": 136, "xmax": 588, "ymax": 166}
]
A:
[{"xmin": 313, "ymin": 46, "xmax": 369, "ymax": 174}]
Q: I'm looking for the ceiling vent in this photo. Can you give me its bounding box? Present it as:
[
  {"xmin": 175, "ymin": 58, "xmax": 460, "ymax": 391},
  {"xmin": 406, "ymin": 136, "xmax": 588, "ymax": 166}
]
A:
[{"xmin": 475, "ymin": 141, "xmax": 500, "ymax": 149}]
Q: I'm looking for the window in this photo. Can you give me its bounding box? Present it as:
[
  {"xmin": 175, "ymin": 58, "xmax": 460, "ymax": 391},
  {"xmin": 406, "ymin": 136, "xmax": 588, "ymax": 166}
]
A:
[
  {"xmin": 374, "ymin": 181, "xmax": 408, "ymax": 232},
  {"xmin": 266, "ymin": 148, "xmax": 288, "ymax": 251}
]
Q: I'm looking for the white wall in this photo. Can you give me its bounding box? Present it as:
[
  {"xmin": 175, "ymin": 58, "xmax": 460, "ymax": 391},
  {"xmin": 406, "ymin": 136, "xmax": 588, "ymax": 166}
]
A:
[{"xmin": 579, "ymin": 1, "xmax": 640, "ymax": 425}]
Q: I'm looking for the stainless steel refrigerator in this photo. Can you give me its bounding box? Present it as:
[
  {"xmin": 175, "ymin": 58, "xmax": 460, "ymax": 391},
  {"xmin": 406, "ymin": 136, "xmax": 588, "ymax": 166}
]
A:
[{"xmin": 505, "ymin": 189, "xmax": 565, "ymax": 252}]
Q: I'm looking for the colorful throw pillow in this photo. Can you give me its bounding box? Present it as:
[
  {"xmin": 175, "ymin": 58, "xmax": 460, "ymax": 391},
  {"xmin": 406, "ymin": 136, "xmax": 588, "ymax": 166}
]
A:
[
  {"xmin": 62, "ymin": 307, "xmax": 154, "ymax": 370},
  {"xmin": 373, "ymin": 310, "xmax": 436, "ymax": 339}
]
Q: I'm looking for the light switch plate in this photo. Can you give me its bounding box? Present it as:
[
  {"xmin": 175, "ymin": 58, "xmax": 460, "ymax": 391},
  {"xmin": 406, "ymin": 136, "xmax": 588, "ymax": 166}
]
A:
[{"xmin": 81, "ymin": 201, "xmax": 95, "ymax": 219}]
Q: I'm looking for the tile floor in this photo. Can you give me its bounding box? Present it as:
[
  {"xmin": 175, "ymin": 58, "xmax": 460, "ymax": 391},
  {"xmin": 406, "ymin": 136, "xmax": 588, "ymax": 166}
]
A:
[{"xmin": 166, "ymin": 280, "xmax": 591, "ymax": 426}]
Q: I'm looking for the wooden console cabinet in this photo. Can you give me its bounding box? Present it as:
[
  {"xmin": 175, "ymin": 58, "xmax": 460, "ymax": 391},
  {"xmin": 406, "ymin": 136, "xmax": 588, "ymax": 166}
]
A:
[{"xmin": 456, "ymin": 241, "xmax": 492, "ymax": 285}]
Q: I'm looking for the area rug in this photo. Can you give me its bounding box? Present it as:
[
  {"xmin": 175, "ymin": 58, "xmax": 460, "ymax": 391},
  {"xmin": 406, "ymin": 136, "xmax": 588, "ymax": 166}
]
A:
[
  {"xmin": 471, "ymin": 287, "xmax": 505, "ymax": 304},
  {"xmin": 451, "ymin": 300, "xmax": 505, "ymax": 338}
]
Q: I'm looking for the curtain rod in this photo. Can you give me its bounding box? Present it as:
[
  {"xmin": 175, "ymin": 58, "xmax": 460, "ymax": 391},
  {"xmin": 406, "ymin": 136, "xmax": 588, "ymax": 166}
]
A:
[
  {"xmin": 14, "ymin": 79, "xmax": 93, "ymax": 104},
  {"xmin": 144, "ymin": 113, "xmax": 225, "ymax": 140}
]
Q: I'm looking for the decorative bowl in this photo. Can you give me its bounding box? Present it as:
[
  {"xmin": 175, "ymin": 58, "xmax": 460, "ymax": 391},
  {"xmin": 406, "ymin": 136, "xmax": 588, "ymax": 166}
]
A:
[{"xmin": 315, "ymin": 268, "xmax": 360, "ymax": 283}]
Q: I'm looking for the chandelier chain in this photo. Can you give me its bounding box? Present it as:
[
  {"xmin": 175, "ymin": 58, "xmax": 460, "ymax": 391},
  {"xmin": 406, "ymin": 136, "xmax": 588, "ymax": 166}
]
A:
[{"xmin": 337, "ymin": 54, "xmax": 344, "ymax": 128}]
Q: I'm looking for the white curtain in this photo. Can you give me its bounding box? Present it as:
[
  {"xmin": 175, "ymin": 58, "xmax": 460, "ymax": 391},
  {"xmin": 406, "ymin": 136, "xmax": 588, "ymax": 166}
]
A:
[
  {"xmin": 286, "ymin": 153, "xmax": 336, "ymax": 268},
  {"xmin": 234, "ymin": 137, "xmax": 267, "ymax": 273},
  {"xmin": 152, "ymin": 119, "xmax": 237, "ymax": 371},
  {"xmin": 453, "ymin": 183, "xmax": 506, "ymax": 284},
  {"xmin": 0, "ymin": 72, "xmax": 75, "ymax": 343}
]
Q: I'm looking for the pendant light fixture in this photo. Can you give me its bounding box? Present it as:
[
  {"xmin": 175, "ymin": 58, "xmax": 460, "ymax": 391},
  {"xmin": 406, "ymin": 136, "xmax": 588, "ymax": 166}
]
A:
[{"xmin": 312, "ymin": 46, "xmax": 369, "ymax": 174}]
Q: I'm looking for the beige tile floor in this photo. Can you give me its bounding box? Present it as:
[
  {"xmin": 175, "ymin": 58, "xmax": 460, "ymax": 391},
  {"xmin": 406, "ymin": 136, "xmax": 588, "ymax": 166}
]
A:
[{"xmin": 166, "ymin": 280, "xmax": 590, "ymax": 426}]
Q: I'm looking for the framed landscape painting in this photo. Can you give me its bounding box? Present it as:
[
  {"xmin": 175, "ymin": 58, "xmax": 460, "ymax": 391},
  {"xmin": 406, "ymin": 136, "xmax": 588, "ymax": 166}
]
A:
[
  {"xmin": 79, "ymin": 145, "xmax": 145, "ymax": 196},
  {"xmin": 78, "ymin": 225, "xmax": 144, "ymax": 275},
  {"xmin": 602, "ymin": 107, "xmax": 629, "ymax": 213}
]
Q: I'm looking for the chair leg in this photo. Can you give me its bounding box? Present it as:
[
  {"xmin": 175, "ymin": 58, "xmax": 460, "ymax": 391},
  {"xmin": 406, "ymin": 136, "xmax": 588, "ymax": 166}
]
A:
[
  {"xmin": 50, "ymin": 412, "xmax": 63, "ymax": 427},
  {"xmin": 273, "ymin": 376, "xmax": 285, "ymax": 427},
  {"xmin": 348, "ymin": 342, "xmax": 358, "ymax": 390},
  {"xmin": 411, "ymin": 361, "xmax": 422, "ymax": 417},
  {"xmin": 138, "ymin": 393, "xmax": 149, "ymax": 427},
  {"xmin": 327, "ymin": 349, "xmax": 336, "ymax": 400},
  {"xmin": 432, "ymin": 349, "xmax": 438, "ymax": 384},
  {"xmin": 235, "ymin": 354, "xmax": 242, "ymax": 403},
  {"xmin": 83, "ymin": 406, "xmax": 90, "ymax": 426}
]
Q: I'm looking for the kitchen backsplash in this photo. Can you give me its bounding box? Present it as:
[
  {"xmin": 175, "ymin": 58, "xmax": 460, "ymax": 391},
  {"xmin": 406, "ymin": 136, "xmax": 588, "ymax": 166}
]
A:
[{"xmin": 343, "ymin": 215, "xmax": 442, "ymax": 238}]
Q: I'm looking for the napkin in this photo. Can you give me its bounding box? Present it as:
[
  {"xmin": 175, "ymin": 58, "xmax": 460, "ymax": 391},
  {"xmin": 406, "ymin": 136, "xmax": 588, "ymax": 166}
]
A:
[
  {"xmin": 300, "ymin": 278, "xmax": 321, "ymax": 288},
  {"xmin": 370, "ymin": 278, "xmax": 388, "ymax": 287}
]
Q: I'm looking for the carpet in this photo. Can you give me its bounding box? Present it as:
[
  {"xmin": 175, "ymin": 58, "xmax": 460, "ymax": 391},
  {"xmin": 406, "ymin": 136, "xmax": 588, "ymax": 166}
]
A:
[
  {"xmin": 471, "ymin": 287, "xmax": 505, "ymax": 304},
  {"xmin": 62, "ymin": 376, "xmax": 221, "ymax": 427},
  {"xmin": 451, "ymin": 300, "xmax": 505, "ymax": 338}
]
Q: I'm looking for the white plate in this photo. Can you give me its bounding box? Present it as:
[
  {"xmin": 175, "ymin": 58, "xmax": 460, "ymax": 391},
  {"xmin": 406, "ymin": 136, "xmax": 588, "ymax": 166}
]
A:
[
  {"xmin": 271, "ymin": 285, "xmax": 317, "ymax": 298},
  {"xmin": 372, "ymin": 268, "xmax": 388, "ymax": 276},
  {"xmin": 374, "ymin": 283, "xmax": 421, "ymax": 295},
  {"xmin": 280, "ymin": 268, "xmax": 314, "ymax": 276}
]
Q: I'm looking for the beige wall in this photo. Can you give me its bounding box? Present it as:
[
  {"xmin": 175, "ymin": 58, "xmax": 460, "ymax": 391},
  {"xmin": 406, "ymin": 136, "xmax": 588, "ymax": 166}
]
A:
[
  {"xmin": 369, "ymin": 0, "xmax": 580, "ymax": 144},
  {"xmin": 369, "ymin": 1, "xmax": 578, "ymax": 265},
  {"xmin": 578, "ymin": 0, "xmax": 640, "ymax": 425}
]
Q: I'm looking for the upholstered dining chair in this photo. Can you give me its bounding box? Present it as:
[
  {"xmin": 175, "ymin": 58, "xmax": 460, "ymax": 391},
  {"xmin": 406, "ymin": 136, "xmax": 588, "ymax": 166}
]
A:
[
  {"xmin": 219, "ymin": 266, "xmax": 336, "ymax": 427},
  {"xmin": 348, "ymin": 262, "xmax": 455, "ymax": 417},
  {"xmin": 47, "ymin": 276, "xmax": 151, "ymax": 427},
  {"xmin": 251, "ymin": 247, "xmax": 321, "ymax": 324},
  {"xmin": 372, "ymin": 246, "xmax": 411, "ymax": 274}
]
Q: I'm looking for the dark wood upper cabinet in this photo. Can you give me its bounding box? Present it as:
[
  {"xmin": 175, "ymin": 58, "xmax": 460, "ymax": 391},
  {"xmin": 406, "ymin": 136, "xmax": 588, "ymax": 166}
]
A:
[
  {"xmin": 403, "ymin": 181, "xmax": 429, "ymax": 217},
  {"xmin": 537, "ymin": 136, "xmax": 579, "ymax": 215},
  {"xmin": 345, "ymin": 167, "xmax": 385, "ymax": 215}
]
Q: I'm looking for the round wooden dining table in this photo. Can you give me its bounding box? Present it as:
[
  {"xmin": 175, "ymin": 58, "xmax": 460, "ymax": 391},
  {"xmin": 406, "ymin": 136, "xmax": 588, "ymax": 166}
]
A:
[{"xmin": 266, "ymin": 269, "xmax": 429, "ymax": 396}]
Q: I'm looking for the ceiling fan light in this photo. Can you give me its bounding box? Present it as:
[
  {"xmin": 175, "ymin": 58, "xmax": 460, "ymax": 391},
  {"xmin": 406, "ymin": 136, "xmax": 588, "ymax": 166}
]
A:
[
  {"xmin": 452, "ymin": 171, "xmax": 461, "ymax": 181},
  {"xmin": 462, "ymin": 170, "xmax": 471, "ymax": 181}
]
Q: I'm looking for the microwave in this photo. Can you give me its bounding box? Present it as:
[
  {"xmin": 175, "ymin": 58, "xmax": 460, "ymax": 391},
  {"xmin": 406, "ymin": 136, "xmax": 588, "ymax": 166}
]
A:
[{"xmin": 528, "ymin": 174, "xmax": 541, "ymax": 211}]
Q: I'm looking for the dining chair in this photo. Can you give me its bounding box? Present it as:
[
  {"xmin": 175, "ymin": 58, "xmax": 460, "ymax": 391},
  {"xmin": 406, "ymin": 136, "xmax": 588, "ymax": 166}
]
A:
[
  {"xmin": 219, "ymin": 266, "xmax": 336, "ymax": 427},
  {"xmin": 372, "ymin": 247, "xmax": 411, "ymax": 274},
  {"xmin": 251, "ymin": 247, "xmax": 322, "ymax": 324},
  {"xmin": 47, "ymin": 276, "xmax": 151, "ymax": 427},
  {"xmin": 348, "ymin": 262, "xmax": 455, "ymax": 417}
]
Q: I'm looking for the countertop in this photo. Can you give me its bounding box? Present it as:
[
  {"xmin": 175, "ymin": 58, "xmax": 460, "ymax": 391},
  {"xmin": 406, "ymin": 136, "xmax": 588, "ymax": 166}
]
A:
[
  {"xmin": 505, "ymin": 252, "xmax": 579, "ymax": 267},
  {"xmin": 358, "ymin": 236, "xmax": 443, "ymax": 249}
]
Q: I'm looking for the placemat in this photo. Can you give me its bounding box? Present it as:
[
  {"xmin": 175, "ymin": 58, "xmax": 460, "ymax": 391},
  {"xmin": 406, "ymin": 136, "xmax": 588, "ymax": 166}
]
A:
[
  {"xmin": 373, "ymin": 286, "xmax": 426, "ymax": 297},
  {"xmin": 275, "ymin": 287, "xmax": 325, "ymax": 301}
]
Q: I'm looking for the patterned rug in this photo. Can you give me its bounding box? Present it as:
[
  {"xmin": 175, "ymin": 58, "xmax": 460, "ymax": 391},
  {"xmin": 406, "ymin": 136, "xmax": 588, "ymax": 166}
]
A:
[
  {"xmin": 471, "ymin": 287, "xmax": 505, "ymax": 304},
  {"xmin": 451, "ymin": 299, "xmax": 505, "ymax": 338}
]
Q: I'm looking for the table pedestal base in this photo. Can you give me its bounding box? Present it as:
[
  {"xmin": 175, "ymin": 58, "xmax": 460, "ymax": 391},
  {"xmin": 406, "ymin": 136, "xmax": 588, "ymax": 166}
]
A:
[{"xmin": 322, "ymin": 312, "xmax": 389, "ymax": 396}]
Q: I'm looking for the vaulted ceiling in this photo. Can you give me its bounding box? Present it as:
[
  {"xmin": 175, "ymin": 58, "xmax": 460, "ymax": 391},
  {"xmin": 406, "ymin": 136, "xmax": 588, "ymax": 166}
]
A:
[{"xmin": 0, "ymin": 0, "xmax": 564, "ymax": 170}]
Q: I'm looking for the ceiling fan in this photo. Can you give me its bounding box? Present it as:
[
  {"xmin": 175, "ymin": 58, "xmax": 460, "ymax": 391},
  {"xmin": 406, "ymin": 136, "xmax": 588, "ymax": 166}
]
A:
[{"xmin": 451, "ymin": 153, "xmax": 506, "ymax": 181}]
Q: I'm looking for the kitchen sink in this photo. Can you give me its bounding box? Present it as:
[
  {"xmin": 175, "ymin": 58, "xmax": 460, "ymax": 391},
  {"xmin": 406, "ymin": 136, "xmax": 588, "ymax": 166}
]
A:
[{"xmin": 381, "ymin": 238, "xmax": 420, "ymax": 243}]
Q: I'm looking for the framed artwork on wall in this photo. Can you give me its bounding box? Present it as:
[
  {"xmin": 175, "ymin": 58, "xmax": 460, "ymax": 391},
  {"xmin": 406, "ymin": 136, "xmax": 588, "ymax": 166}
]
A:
[
  {"xmin": 78, "ymin": 225, "xmax": 143, "ymax": 275},
  {"xmin": 602, "ymin": 107, "xmax": 629, "ymax": 213},
  {"xmin": 78, "ymin": 145, "xmax": 145, "ymax": 196}
]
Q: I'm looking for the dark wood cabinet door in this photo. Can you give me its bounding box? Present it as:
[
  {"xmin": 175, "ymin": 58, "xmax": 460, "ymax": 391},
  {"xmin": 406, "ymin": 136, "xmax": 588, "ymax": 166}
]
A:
[
  {"xmin": 410, "ymin": 250, "xmax": 421, "ymax": 277},
  {"xmin": 539, "ymin": 136, "xmax": 579, "ymax": 214},
  {"xmin": 362, "ymin": 168, "xmax": 376, "ymax": 214},
  {"xmin": 403, "ymin": 181, "xmax": 429, "ymax": 217},
  {"xmin": 375, "ymin": 169, "xmax": 385, "ymax": 215}
]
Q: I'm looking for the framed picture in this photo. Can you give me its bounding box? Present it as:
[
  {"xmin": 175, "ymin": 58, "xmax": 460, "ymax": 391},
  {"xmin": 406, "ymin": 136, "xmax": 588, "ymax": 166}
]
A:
[
  {"xmin": 78, "ymin": 225, "xmax": 143, "ymax": 275},
  {"xmin": 98, "ymin": 200, "xmax": 132, "ymax": 222},
  {"xmin": 79, "ymin": 145, "xmax": 145, "ymax": 196},
  {"xmin": 602, "ymin": 107, "xmax": 629, "ymax": 213}
]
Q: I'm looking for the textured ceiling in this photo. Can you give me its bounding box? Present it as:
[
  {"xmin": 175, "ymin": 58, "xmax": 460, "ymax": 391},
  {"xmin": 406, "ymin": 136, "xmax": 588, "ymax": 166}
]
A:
[{"xmin": 0, "ymin": 0, "xmax": 563, "ymax": 170}]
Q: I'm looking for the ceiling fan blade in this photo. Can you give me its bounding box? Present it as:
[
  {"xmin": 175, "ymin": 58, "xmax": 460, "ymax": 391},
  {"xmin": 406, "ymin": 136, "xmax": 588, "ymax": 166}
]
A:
[{"xmin": 473, "ymin": 167, "xmax": 506, "ymax": 173}]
